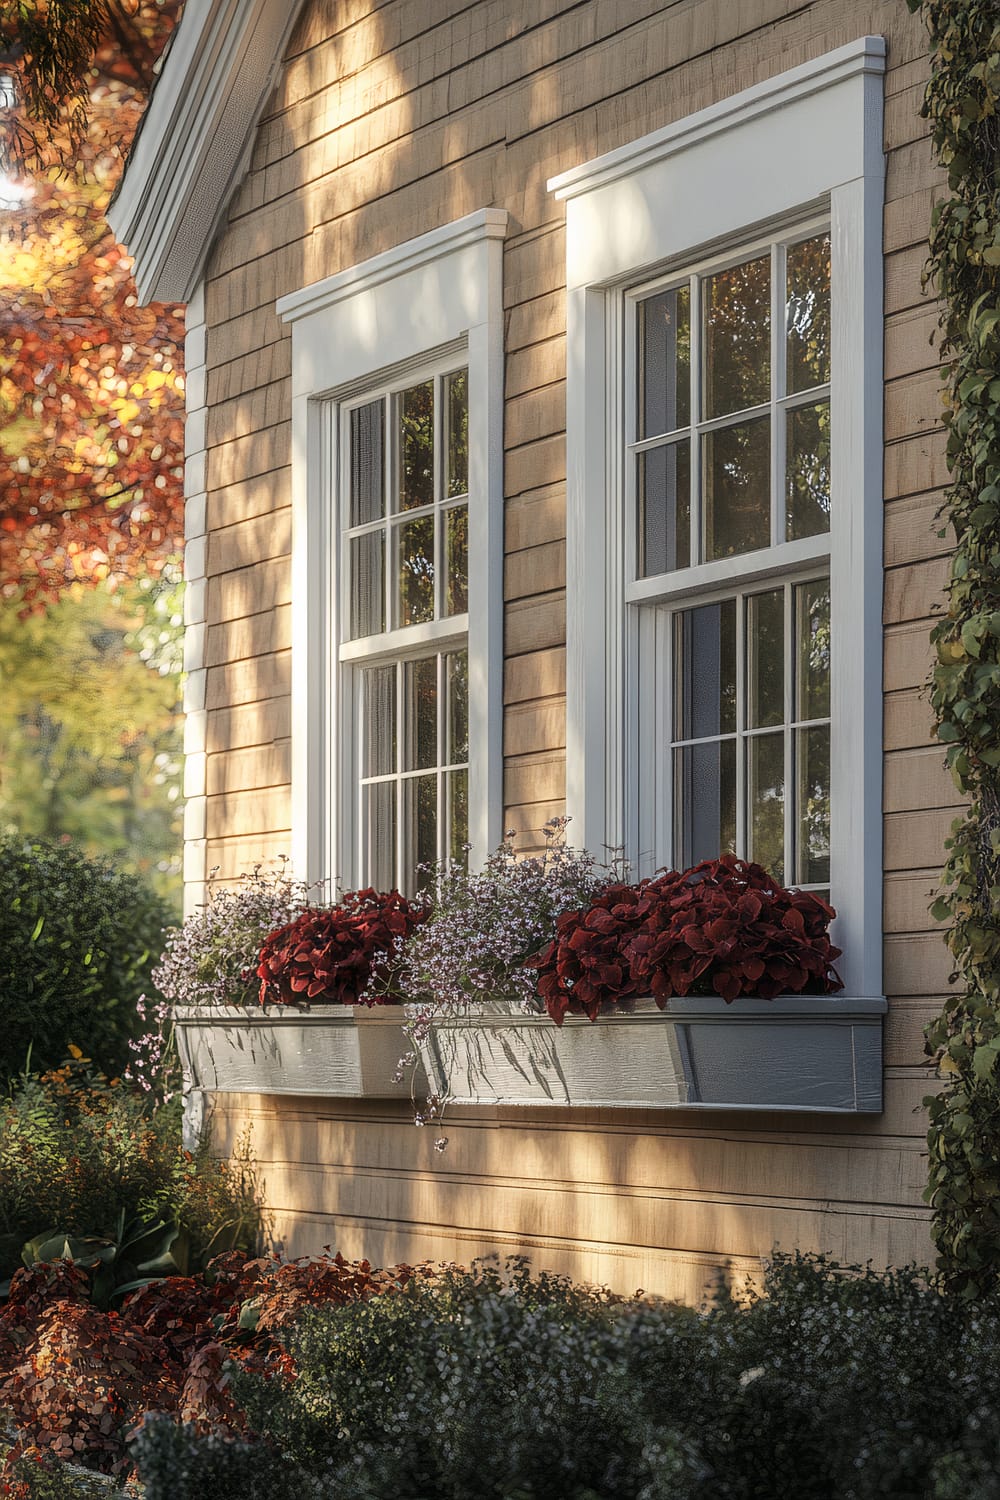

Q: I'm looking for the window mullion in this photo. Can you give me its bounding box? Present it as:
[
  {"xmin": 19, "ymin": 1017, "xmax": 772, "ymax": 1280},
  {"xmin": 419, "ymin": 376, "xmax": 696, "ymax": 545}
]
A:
[
  {"xmin": 395, "ymin": 659, "xmax": 404, "ymax": 890},
  {"xmin": 688, "ymin": 273, "xmax": 702, "ymax": 567},
  {"xmin": 770, "ymin": 241, "xmax": 785, "ymax": 551},
  {"xmin": 385, "ymin": 393, "xmax": 396, "ymax": 633},
  {"xmin": 783, "ymin": 578, "xmax": 795, "ymax": 886},
  {"xmin": 735, "ymin": 588, "xmax": 746, "ymax": 861}
]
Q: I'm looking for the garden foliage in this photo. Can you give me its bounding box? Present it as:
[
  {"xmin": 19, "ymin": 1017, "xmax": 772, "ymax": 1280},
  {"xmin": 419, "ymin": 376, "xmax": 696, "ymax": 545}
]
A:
[
  {"xmin": 133, "ymin": 1253, "xmax": 1000, "ymax": 1500},
  {"xmin": 257, "ymin": 889, "xmax": 426, "ymax": 1007},
  {"xmin": 906, "ymin": 0, "xmax": 1000, "ymax": 1293},
  {"xmin": 0, "ymin": 1058, "xmax": 260, "ymax": 1284},
  {"xmin": 532, "ymin": 856, "xmax": 842, "ymax": 1022},
  {"xmin": 0, "ymin": 837, "xmax": 171, "ymax": 1080}
]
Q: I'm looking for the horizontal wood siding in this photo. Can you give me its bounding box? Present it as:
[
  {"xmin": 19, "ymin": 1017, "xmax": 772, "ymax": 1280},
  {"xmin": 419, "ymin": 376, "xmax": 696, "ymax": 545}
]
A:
[{"xmin": 197, "ymin": 0, "xmax": 946, "ymax": 1297}]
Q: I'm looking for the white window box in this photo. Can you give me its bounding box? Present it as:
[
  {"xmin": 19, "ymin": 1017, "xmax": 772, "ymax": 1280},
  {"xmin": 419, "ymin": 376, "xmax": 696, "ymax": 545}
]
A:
[{"xmin": 416, "ymin": 996, "xmax": 885, "ymax": 1113}]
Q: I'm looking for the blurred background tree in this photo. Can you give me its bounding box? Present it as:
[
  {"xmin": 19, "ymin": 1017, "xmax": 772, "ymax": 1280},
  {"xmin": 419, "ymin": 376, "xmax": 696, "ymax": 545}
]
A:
[{"xmin": 0, "ymin": 0, "xmax": 185, "ymax": 909}]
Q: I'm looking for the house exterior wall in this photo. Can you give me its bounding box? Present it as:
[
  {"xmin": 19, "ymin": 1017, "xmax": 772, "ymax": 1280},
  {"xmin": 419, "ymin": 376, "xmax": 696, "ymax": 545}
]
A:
[{"xmin": 195, "ymin": 0, "xmax": 949, "ymax": 1299}]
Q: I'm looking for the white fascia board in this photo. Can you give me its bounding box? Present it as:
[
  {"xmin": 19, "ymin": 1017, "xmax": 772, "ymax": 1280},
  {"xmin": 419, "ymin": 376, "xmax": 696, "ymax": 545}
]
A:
[{"xmin": 108, "ymin": 0, "xmax": 306, "ymax": 305}]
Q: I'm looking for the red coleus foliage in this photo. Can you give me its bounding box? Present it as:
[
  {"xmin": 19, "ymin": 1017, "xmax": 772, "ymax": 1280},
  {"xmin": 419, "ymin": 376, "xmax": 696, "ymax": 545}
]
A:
[
  {"xmin": 532, "ymin": 857, "xmax": 842, "ymax": 1024},
  {"xmin": 257, "ymin": 889, "xmax": 427, "ymax": 1007},
  {"xmin": 0, "ymin": 1247, "xmax": 451, "ymax": 1490}
]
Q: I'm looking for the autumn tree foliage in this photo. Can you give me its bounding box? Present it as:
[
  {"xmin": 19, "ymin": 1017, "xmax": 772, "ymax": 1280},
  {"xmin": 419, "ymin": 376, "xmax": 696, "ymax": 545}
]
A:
[{"xmin": 0, "ymin": 0, "xmax": 185, "ymax": 605}]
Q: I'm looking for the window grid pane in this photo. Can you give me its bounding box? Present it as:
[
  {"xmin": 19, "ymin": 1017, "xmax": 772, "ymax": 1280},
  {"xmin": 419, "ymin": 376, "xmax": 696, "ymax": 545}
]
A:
[
  {"xmin": 670, "ymin": 576, "xmax": 830, "ymax": 888},
  {"xmin": 357, "ymin": 650, "xmax": 469, "ymax": 895},
  {"xmin": 630, "ymin": 228, "xmax": 830, "ymax": 579},
  {"xmin": 344, "ymin": 366, "xmax": 469, "ymax": 642}
]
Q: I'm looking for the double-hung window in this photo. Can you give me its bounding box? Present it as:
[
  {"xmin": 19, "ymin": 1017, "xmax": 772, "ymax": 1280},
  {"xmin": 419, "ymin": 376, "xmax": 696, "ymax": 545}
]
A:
[
  {"xmin": 277, "ymin": 208, "xmax": 506, "ymax": 900},
  {"xmin": 340, "ymin": 362, "xmax": 471, "ymax": 892},
  {"xmin": 551, "ymin": 38, "xmax": 886, "ymax": 998},
  {"xmin": 630, "ymin": 227, "xmax": 832, "ymax": 896}
]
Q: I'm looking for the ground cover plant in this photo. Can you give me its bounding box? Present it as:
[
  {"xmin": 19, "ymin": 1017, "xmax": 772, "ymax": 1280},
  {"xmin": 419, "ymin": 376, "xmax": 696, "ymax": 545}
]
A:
[
  {"xmin": 6, "ymin": 1249, "xmax": 1000, "ymax": 1498},
  {"xmin": 125, "ymin": 1254, "xmax": 1000, "ymax": 1498}
]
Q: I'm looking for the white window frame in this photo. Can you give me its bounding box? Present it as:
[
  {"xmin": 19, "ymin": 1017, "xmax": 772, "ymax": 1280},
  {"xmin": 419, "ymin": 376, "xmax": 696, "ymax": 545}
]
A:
[
  {"xmin": 548, "ymin": 38, "xmax": 885, "ymax": 1000},
  {"xmin": 277, "ymin": 208, "xmax": 507, "ymax": 890}
]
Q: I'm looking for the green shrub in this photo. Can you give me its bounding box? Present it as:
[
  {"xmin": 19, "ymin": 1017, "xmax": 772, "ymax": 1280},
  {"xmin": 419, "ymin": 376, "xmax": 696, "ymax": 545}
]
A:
[
  {"xmin": 0, "ymin": 836, "xmax": 172, "ymax": 1080},
  {"xmin": 0, "ymin": 1061, "xmax": 261, "ymax": 1281},
  {"xmin": 133, "ymin": 1254, "xmax": 1000, "ymax": 1500}
]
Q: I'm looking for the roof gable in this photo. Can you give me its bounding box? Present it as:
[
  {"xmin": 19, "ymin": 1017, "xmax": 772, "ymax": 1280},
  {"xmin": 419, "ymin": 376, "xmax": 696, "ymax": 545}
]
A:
[{"xmin": 109, "ymin": 0, "xmax": 306, "ymax": 303}]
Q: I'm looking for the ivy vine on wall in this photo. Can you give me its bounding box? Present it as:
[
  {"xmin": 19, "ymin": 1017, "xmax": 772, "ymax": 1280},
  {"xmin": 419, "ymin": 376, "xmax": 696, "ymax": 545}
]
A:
[{"xmin": 906, "ymin": 0, "xmax": 1000, "ymax": 1294}]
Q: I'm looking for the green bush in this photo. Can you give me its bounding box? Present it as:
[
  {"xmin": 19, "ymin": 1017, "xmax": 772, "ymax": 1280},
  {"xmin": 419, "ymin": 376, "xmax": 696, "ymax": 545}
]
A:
[
  {"xmin": 0, "ymin": 1061, "xmax": 261, "ymax": 1281},
  {"xmin": 133, "ymin": 1254, "xmax": 1000, "ymax": 1500},
  {"xmin": 0, "ymin": 836, "xmax": 172, "ymax": 1080}
]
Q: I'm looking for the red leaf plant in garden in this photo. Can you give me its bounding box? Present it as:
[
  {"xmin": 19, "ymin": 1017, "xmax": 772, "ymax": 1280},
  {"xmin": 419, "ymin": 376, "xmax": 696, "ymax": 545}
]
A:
[
  {"xmin": 257, "ymin": 889, "xmax": 427, "ymax": 1007},
  {"xmin": 0, "ymin": 1247, "xmax": 450, "ymax": 1491},
  {"xmin": 532, "ymin": 856, "xmax": 842, "ymax": 1024}
]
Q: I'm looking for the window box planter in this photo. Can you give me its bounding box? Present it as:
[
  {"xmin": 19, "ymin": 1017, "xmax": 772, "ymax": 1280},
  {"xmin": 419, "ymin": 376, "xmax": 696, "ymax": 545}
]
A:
[
  {"xmin": 174, "ymin": 1004, "xmax": 414, "ymax": 1100},
  {"xmin": 417, "ymin": 995, "xmax": 886, "ymax": 1113}
]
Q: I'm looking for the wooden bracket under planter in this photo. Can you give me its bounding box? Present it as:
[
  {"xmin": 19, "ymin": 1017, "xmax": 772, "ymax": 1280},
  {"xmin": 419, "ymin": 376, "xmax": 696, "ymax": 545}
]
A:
[
  {"xmin": 173, "ymin": 1004, "xmax": 414, "ymax": 1100},
  {"xmin": 416, "ymin": 995, "xmax": 887, "ymax": 1113}
]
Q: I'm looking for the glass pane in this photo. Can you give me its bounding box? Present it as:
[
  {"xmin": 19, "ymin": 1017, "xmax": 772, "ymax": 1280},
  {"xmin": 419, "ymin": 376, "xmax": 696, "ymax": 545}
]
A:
[
  {"xmin": 445, "ymin": 505, "xmax": 468, "ymax": 615},
  {"xmin": 405, "ymin": 656, "xmax": 437, "ymax": 771},
  {"xmin": 446, "ymin": 369, "xmax": 468, "ymax": 498},
  {"xmin": 796, "ymin": 580, "xmax": 831, "ymax": 721},
  {"xmin": 747, "ymin": 589, "xmax": 784, "ymax": 729},
  {"xmin": 703, "ymin": 416, "xmax": 770, "ymax": 560},
  {"xmin": 638, "ymin": 285, "xmax": 690, "ymax": 437},
  {"xmin": 405, "ymin": 774, "xmax": 438, "ymax": 890},
  {"xmin": 674, "ymin": 739, "xmax": 737, "ymax": 868},
  {"xmin": 447, "ymin": 650, "xmax": 469, "ymax": 764},
  {"xmin": 398, "ymin": 515, "xmax": 435, "ymax": 626},
  {"xmin": 362, "ymin": 664, "xmax": 396, "ymax": 777},
  {"xmin": 350, "ymin": 530, "xmax": 385, "ymax": 639},
  {"xmin": 638, "ymin": 441, "xmax": 690, "ymax": 577},
  {"xmin": 749, "ymin": 732, "xmax": 785, "ymax": 882},
  {"xmin": 349, "ymin": 399, "xmax": 384, "ymax": 526},
  {"xmin": 674, "ymin": 600, "xmax": 736, "ymax": 740},
  {"xmin": 365, "ymin": 781, "xmax": 396, "ymax": 892},
  {"xmin": 398, "ymin": 380, "xmax": 434, "ymax": 511},
  {"xmin": 448, "ymin": 768, "xmax": 469, "ymax": 867},
  {"xmin": 786, "ymin": 234, "xmax": 831, "ymax": 393},
  {"xmin": 703, "ymin": 254, "xmax": 770, "ymax": 418},
  {"xmin": 795, "ymin": 724, "xmax": 831, "ymax": 884},
  {"xmin": 786, "ymin": 400, "xmax": 831, "ymax": 541}
]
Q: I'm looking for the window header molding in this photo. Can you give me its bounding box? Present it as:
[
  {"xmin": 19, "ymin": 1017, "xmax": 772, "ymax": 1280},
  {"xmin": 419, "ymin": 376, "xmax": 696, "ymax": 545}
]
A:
[
  {"xmin": 548, "ymin": 36, "xmax": 885, "ymax": 295},
  {"xmin": 277, "ymin": 208, "xmax": 508, "ymax": 325},
  {"xmin": 548, "ymin": 36, "xmax": 886, "ymax": 206}
]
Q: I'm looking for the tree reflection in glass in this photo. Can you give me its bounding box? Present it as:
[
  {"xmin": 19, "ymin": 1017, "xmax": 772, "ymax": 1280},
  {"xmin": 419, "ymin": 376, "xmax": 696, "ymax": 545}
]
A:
[
  {"xmin": 786, "ymin": 234, "xmax": 831, "ymax": 393},
  {"xmin": 703, "ymin": 254, "xmax": 770, "ymax": 418},
  {"xmin": 398, "ymin": 380, "xmax": 434, "ymax": 511},
  {"xmin": 398, "ymin": 515, "xmax": 434, "ymax": 625}
]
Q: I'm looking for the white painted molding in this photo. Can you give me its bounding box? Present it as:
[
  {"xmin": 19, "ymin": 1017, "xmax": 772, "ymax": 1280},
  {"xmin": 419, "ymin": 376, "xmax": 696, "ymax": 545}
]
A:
[
  {"xmin": 280, "ymin": 211, "xmax": 508, "ymax": 889},
  {"xmin": 555, "ymin": 39, "xmax": 886, "ymax": 1002},
  {"xmin": 277, "ymin": 209, "xmax": 510, "ymax": 324},
  {"xmin": 182, "ymin": 279, "xmax": 209, "ymax": 915},
  {"xmin": 548, "ymin": 36, "xmax": 886, "ymax": 203},
  {"xmin": 108, "ymin": 0, "xmax": 306, "ymax": 303}
]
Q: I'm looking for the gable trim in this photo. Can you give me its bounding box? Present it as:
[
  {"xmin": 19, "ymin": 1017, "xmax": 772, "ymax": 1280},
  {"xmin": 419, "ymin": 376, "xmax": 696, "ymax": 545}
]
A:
[{"xmin": 108, "ymin": 0, "xmax": 306, "ymax": 304}]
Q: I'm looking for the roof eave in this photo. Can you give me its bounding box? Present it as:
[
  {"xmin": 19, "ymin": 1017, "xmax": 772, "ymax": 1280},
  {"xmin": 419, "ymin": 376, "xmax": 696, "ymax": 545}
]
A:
[{"xmin": 108, "ymin": 0, "xmax": 306, "ymax": 305}]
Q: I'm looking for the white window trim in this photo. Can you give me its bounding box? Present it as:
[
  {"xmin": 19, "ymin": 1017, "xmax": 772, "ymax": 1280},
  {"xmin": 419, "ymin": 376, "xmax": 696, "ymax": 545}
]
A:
[
  {"xmin": 276, "ymin": 207, "xmax": 507, "ymax": 890},
  {"xmin": 548, "ymin": 37, "xmax": 886, "ymax": 1000}
]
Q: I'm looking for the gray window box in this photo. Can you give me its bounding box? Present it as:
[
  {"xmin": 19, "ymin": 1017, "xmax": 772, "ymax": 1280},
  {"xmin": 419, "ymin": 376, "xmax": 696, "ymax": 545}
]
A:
[
  {"xmin": 174, "ymin": 1004, "xmax": 413, "ymax": 1100},
  {"xmin": 417, "ymin": 995, "xmax": 886, "ymax": 1113},
  {"xmin": 174, "ymin": 994, "xmax": 885, "ymax": 1118}
]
